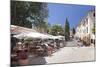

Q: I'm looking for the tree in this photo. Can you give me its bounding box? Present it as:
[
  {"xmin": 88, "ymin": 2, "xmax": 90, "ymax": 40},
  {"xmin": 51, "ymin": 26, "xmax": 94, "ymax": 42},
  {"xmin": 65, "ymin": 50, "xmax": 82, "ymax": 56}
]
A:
[
  {"xmin": 92, "ymin": 23, "xmax": 95, "ymax": 34},
  {"xmin": 11, "ymin": 1, "xmax": 48, "ymax": 29},
  {"xmin": 11, "ymin": 1, "xmax": 32, "ymax": 28},
  {"xmin": 72, "ymin": 27, "xmax": 76, "ymax": 35},
  {"xmin": 50, "ymin": 24, "xmax": 64, "ymax": 36},
  {"xmin": 38, "ymin": 21, "xmax": 49, "ymax": 33},
  {"xmin": 65, "ymin": 18, "xmax": 70, "ymax": 41},
  {"xmin": 92, "ymin": 26, "xmax": 95, "ymax": 34},
  {"xmin": 47, "ymin": 23, "xmax": 51, "ymax": 34}
]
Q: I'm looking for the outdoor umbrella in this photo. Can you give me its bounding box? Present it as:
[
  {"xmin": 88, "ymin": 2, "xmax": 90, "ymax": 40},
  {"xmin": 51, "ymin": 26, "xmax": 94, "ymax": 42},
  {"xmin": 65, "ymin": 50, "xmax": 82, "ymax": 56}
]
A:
[{"xmin": 13, "ymin": 33, "xmax": 27, "ymax": 39}]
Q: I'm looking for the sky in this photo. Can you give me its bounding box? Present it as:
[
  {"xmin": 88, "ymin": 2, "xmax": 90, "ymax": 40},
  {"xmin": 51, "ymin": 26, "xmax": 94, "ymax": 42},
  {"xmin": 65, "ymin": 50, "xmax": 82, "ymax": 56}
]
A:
[{"xmin": 47, "ymin": 3, "xmax": 95, "ymax": 29}]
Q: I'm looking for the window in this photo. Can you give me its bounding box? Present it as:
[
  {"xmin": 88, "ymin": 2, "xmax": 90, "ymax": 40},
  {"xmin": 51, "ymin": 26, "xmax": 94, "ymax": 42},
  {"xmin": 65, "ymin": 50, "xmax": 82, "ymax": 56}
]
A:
[
  {"xmin": 83, "ymin": 29, "xmax": 85, "ymax": 33},
  {"xmin": 91, "ymin": 39, "xmax": 95, "ymax": 44},
  {"xmin": 87, "ymin": 27, "xmax": 88, "ymax": 33},
  {"xmin": 91, "ymin": 39, "xmax": 93, "ymax": 43},
  {"xmin": 86, "ymin": 18, "xmax": 88, "ymax": 24}
]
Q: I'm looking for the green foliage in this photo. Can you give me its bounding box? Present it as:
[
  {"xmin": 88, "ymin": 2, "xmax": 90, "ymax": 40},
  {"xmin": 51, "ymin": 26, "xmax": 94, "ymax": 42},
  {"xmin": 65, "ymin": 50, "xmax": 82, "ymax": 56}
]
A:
[
  {"xmin": 47, "ymin": 23, "xmax": 51, "ymax": 34},
  {"xmin": 11, "ymin": 1, "xmax": 48, "ymax": 29},
  {"xmin": 92, "ymin": 23, "xmax": 95, "ymax": 34},
  {"xmin": 65, "ymin": 18, "xmax": 70, "ymax": 40},
  {"xmin": 50, "ymin": 24, "xmax": 64, "ymax": 36},
  {"xmin": 34, "ymin": 21, "xmax": 50, "ymax": 33},
  {"xmin": 24, "ymin": 37, "xmax": 33, "ymax": 42},
  {"xmin": 72, "ymin": 27, "xmax": 75, "ymax": 35},
  {"xmin": 92, "ymin": 27, "xmax": 95, "ymax": 34}
]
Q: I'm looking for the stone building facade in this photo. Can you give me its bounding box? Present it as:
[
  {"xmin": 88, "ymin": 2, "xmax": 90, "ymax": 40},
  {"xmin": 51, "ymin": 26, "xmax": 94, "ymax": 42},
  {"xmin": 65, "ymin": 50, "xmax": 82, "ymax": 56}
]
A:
[{"xmin": 75, "ymin": 10, "xmax": 95, "ymax": 46}]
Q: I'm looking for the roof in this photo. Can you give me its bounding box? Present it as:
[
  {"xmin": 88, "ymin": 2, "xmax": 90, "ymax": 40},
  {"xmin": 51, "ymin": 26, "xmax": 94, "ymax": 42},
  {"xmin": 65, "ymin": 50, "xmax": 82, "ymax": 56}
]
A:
[{"xmin": 11, "ymin": 25, "xmax": 36, "ymax": 34}]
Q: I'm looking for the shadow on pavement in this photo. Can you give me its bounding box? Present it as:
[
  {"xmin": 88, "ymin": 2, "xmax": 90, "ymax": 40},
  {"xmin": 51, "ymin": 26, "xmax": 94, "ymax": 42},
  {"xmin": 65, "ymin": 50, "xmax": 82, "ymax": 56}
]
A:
[{"xmin": 28, "ymin": 56, "xmax": 47, "ymax": 65}]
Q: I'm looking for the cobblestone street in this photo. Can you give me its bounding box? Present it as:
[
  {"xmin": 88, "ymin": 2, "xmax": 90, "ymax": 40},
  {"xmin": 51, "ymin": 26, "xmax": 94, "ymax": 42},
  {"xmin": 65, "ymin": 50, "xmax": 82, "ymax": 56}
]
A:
[{"xmin": 28, "ymin": 39, "xmax": 95, "ymax": 65}]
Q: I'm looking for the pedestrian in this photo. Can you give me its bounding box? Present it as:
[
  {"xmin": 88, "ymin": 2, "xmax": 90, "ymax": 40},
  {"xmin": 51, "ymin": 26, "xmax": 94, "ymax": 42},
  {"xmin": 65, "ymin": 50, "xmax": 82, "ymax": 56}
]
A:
[
  {"xmin": 16, "ymin": 42, "xmax": 29, "ymax": 66},
  {"xmin": 56, "ymin": 39, "xmax": 60, "ymax": 49},
  {"xmin": 11, "ymin": 34, "xmax": 19, "ymax": 53},
  {"xmin": 48, "ymin": 44, "xmax": 53, "ymax": 56}
]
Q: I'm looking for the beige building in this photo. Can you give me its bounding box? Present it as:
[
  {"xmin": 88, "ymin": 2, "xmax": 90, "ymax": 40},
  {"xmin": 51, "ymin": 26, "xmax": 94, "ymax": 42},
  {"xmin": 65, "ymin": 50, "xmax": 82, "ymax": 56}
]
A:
[{"xmin": 75, "ymin": 10, "xmax": 95, "ymax": 46}]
